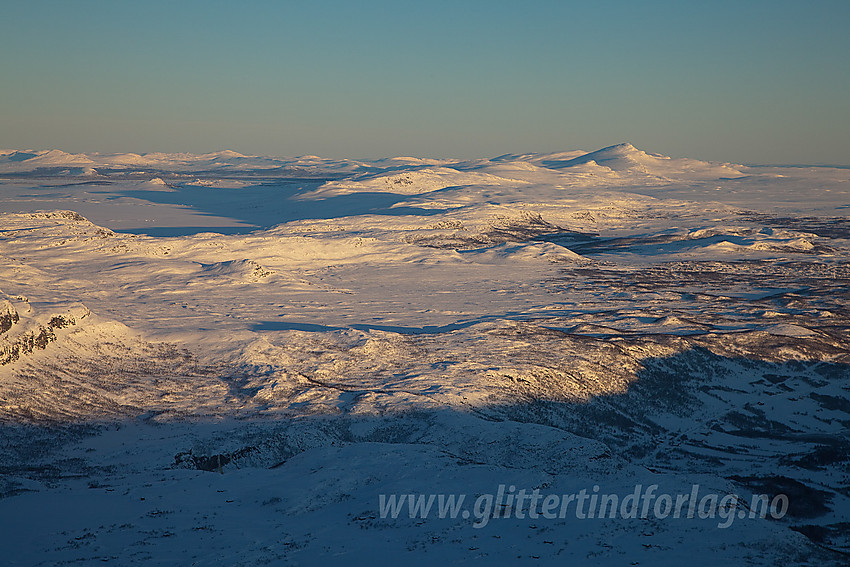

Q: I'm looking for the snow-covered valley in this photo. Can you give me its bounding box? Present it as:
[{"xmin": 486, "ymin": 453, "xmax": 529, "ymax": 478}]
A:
[{"xmin": 1, "ymin": 144, "xmax": 849, "ymax": 565}]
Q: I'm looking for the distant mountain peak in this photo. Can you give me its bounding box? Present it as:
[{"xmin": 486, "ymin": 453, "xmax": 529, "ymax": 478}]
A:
[
  {"xmin": 604, "ymin": 142, "xmax": 639, "ymax": 152},
  {"xmin": 551, "ymin": 143, "xmax": 667, "ymax": 171}
]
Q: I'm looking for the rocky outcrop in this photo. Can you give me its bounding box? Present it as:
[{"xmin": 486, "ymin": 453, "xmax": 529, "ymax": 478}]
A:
[
  {"xmin": 1, "ymin": 314, "xmax": 77, "ymax": 365},
  {"xmin": 0, "ymin": 301, "xmax": 19, "ymax": 335}
]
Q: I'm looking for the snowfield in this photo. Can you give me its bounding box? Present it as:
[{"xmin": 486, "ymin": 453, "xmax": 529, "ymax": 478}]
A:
[{"xmin": 1, "ymin": 144, "xmax": 849, "ymax": 565}]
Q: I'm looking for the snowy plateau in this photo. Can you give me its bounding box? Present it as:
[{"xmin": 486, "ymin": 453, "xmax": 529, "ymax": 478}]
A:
[{"xmin": 0, "ymin": 143, "xmax": 849, "ymax": 565}]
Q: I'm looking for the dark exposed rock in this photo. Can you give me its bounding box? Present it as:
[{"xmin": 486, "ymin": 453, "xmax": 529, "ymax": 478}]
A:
[
  {"xmin": 1, "ymin": 314, "xmax": 77, "ymax": 365},
  {"xmin": 173, "ymin": 446, "xmax": 258, "ymax": 472},
  {"xmin": 0, "ymin": 301, "xmax": 19, "ymax": 334}
]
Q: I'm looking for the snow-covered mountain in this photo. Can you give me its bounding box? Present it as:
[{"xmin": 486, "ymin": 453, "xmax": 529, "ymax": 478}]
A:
[
  {"xmin": 1, "ymin": 144, "xmax": 849, "ymax": 565},
  {"xmin": 535, "ymin": 143, "xmax": 746, "ymax": 179},
  {"xmin": 0, "ymin": 148, "xmax": 368, "ymax": 175},
  {"xmin": 0, "ymin": 143, "xmax": 743, "ymax": 179}
]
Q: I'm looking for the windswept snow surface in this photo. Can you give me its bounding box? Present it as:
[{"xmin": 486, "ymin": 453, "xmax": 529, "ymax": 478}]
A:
[{"xmin": 1, "ymin": 145, "xmax": 850, "ymax": 565}]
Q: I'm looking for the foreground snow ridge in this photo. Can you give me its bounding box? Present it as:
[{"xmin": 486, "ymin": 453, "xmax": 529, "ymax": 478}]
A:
[{"xmin": 1, "ymin": 144, "xmax": 849, "ymax": 565}]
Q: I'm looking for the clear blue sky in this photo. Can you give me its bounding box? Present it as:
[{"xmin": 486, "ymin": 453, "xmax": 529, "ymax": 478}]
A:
[{"xmin": 2, "ymin": 0, "xmax": 848, "ymax": 164}]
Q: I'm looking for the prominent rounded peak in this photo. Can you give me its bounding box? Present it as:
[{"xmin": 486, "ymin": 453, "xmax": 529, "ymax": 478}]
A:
[
  {"xmin": 544, "ymin": 143, "xmax": 668, "ymax": 172},
  {"xmin": 537, "ymin": 143, "xmax": 744, "ymax": 179},
  {"xmin": 575, "ymin": 142, "xmax": 652, "ymax": 162},
  {"xmin": 600, "ymin": 142, "xmax": 639, "ymax": 154}
]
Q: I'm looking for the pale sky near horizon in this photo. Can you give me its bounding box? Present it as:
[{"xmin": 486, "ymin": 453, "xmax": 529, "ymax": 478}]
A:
[{"xmin": 2, "ymin": 0, "xmax": 848, "ymax": 164}]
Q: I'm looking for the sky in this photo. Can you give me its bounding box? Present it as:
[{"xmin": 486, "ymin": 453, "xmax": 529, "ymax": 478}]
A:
[{"xmin": 2, "ymin": 0, "xmax": 849, "ymax": 164}]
